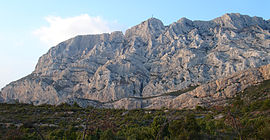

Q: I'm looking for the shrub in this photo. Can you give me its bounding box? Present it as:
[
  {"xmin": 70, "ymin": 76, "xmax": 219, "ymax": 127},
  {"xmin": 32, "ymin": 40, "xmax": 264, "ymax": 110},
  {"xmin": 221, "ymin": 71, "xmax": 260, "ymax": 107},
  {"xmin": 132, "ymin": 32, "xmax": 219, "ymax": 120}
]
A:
[
  {"xmin": 259, "ymin": 126, "xmax": 270, "ymax": 139},
  {"xmin": 168, "ymin": 114, "xmax": 201, "ymax": 140},
  {"xmin": 100, "ymin": 129, "xmax": 116, "ymax": 140},
  {"xmin": 260, "ymin": 99, "xmax": 270, "ymax": 111},
  {"xmin": 151, "ymin": 116, "xmax": 168, "ymax": 138}
]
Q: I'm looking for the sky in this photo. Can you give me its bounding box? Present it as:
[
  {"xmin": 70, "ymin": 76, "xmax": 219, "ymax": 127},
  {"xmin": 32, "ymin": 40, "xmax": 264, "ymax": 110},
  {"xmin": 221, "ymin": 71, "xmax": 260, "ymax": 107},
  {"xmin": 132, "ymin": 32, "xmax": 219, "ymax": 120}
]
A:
[{"xmin": 0, "ymin": 0, "xmax": 269, "ymax": 89}]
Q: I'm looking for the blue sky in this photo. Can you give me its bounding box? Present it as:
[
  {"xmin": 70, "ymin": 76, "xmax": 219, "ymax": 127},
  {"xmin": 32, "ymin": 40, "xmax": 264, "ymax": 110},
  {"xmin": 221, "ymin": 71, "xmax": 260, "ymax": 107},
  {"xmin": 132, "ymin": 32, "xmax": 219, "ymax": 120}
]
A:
[{"xmin": 0, "ymin": 0, "xmax": 269, "ymax": 88}]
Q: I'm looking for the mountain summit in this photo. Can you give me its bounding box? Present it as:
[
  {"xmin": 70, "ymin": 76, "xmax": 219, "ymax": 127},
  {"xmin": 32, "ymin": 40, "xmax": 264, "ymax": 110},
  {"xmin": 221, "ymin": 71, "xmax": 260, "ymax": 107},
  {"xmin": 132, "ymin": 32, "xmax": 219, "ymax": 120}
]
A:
[
  {"xmin": 125, "ymin": 17, "xmax": 165, "ymax": 39},
  {"xmin": 1, "ymin": 13, "xmax": 270, "ymax": 109}
]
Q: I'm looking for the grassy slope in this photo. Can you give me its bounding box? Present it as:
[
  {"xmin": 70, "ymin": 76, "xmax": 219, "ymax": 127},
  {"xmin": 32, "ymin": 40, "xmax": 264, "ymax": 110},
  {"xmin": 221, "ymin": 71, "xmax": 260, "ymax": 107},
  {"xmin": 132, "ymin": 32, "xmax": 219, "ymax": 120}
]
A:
[{"xmin": 0, "ymin": 80, "xmax": 269, "ymax": 140}]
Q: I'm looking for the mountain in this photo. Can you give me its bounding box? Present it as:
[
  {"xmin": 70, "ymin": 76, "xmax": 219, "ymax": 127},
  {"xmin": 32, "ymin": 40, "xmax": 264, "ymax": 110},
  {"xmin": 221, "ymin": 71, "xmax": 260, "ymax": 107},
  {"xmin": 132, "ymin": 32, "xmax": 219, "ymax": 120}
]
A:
[{"xmin": 1, "ymin": 13, "xmax": 270, "ymax": 109}]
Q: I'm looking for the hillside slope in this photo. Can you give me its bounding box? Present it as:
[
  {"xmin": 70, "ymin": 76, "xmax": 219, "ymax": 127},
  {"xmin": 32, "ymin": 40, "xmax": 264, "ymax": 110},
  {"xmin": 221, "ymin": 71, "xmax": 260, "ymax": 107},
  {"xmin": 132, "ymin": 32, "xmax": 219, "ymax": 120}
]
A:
[
  {"xmin": 1, "ymin": 13, "xmax": 270, "ymax": 109},
  {"xmin": 1, "ymin": 78, "xmax": 270, "ymax": 139}
]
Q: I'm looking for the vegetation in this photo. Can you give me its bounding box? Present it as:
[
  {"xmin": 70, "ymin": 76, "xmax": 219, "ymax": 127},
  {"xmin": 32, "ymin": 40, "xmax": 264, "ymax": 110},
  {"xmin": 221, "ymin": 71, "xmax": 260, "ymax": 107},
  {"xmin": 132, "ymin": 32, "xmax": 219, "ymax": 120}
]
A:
[
  {"xmin": 0, "ymin": 80, "xmax": 270, "ymax": 140},
  {"xmin": 130, "ymin": 86, "xmax": 198, "ymax": 100},
  {"xmin": 163, "ymin": 85, "xmax": 198, "ymax": 96}
]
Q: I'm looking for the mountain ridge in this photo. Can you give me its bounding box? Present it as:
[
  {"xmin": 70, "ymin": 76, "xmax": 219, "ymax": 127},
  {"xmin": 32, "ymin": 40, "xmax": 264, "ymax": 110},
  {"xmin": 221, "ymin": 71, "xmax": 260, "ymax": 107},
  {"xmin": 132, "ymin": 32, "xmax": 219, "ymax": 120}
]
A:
[{"xmin": 1, "ymin": 13, "xmax": 270, "ymax": 109}]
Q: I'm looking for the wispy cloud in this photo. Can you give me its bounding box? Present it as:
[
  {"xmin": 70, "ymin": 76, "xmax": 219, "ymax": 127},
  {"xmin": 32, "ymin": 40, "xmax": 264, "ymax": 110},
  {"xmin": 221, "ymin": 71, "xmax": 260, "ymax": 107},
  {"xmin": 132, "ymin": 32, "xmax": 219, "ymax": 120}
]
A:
[{"xmin": 33, "ymin": 14, "xmax": 125, "ymax": 47}]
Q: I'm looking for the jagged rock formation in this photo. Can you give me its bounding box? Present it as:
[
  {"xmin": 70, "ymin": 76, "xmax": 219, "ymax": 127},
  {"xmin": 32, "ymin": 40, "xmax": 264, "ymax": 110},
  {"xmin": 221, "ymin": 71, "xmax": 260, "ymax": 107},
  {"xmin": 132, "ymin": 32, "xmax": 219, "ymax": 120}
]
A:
[
  {"xmin": 71, "ymin": 63, "xmax": 270, "ymax": 109},
  {"xmin": 1, "ymin": 13, "xmax": 270, "ymax": 109},
  {"xmin": 169, "ymin": 64, "xmax": 270, "ymax": 109}
]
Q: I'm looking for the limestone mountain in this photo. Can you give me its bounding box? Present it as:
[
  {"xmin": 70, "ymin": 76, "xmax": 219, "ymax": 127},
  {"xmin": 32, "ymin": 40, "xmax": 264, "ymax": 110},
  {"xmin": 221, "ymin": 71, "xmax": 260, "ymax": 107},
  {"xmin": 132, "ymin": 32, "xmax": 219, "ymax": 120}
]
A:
[{"xmin": 1, "ymin": 13, "xmax": 270, "ymax": 109}]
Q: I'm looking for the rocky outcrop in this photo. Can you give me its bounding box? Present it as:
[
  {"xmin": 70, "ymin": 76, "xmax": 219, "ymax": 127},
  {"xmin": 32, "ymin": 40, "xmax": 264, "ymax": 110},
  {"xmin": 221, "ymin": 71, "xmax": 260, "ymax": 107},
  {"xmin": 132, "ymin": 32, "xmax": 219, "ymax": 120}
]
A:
[
  {"xmin": 169, "ymin": 63, "xmax": 270, "ymax": 109},
  {"xmin": 79, "ymin": 63, "xmax": 269, "ymax": 110},
  {"xmin": 1, "ymin": 13, "xmax": 270, "ymax": 109},
  {"xmin": 69, "ymin": 63, "xmax": 270, "ymax": 110}
]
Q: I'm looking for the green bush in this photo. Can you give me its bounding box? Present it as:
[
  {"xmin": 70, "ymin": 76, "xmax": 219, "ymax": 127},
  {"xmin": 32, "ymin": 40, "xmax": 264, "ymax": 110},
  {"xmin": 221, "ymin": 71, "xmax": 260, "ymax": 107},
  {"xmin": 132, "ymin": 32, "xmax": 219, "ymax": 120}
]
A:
[
  {"xmin": 151, "ymin": 116, "xmax": 168, "ymax": 138},
  {"xmin": 168, "ymin": 114, "xmax": 201, "ymax": 140},
  {"xmin": 260, "ymin": 99, "xmax": 270, "ymax": 111},
  {"xmin": 205, "ymin": 120, "xmax": 216, "ymax": 135},
  {"xmin": 100, "ymin": 129, "xmax": 116, "ymax": 140},
  {"xmin": 47, "ymin": 129, "xmax": 65, "ymax": 139},
  {"xmin": 117, "ymin": 126, "xmax": 153, "ymax": 140},
  {"xmin": 250, "ymin": 101, "xmax": 263, "ymax": 111},
  {"xmin": 259, "ymin": 126, "xmax": 270, "ymax": 139}
]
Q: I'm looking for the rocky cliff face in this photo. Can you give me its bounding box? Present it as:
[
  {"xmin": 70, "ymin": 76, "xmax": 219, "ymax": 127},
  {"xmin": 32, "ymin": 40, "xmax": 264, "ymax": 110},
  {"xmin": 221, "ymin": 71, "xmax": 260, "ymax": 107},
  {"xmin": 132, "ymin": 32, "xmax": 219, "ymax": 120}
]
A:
[{"xmin": 1, "ymin": 13, "xmax": 270, "ymax": 109}]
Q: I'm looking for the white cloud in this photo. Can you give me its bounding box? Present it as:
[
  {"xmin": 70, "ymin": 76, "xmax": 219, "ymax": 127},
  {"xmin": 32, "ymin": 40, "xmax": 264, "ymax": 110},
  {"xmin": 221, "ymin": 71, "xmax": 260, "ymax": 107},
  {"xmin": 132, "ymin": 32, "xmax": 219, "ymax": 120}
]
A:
[{"xmin": 33, "ymin": 14, "xmax": 124, "ymax": 47}]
